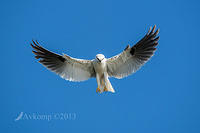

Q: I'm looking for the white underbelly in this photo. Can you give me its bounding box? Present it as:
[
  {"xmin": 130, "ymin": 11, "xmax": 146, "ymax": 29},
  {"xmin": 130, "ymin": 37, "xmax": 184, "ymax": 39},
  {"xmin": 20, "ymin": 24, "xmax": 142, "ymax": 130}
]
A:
[{"xmin": 93, "ymin": 62, "xmax": 106, "ymax": 76}]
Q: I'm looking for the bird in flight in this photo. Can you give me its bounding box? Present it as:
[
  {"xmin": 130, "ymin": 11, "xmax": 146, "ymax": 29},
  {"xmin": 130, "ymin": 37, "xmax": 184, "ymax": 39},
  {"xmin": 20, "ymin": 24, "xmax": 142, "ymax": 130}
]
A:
[{"xmin": 31, "ymin": 25, "xmax": 159, "ymax": 93}]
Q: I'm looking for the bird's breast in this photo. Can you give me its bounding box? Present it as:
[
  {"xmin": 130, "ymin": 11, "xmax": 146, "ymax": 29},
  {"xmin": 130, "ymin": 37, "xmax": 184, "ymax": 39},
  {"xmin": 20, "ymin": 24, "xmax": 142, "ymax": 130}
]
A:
[{"xmin": 93, "ymin": 61, "xmax": 106, "ymax": 75}]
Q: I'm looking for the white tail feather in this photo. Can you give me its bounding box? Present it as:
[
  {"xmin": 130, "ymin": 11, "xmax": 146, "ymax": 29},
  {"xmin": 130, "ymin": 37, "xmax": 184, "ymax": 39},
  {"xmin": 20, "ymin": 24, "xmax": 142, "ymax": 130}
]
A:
[{"xmin": 105, "ymin": 79, "xmax": 115, "ymax": 93}]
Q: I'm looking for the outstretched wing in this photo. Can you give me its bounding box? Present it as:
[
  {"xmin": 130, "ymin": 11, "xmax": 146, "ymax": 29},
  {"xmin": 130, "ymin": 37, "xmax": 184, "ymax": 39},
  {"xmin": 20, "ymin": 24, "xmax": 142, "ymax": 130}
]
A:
[
  {"xmin": 31, "ymin": 40, "xmax": 95, "ymax": 81},
  {"xmin": 106, "ymin": 25, "xmax": 159, "ymax": 79}
]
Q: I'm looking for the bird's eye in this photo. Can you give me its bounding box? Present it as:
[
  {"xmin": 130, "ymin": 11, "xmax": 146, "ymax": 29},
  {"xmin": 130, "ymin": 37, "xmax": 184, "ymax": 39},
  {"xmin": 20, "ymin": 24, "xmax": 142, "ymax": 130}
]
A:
[{"xmin": 96, "ymin": 58, "xmax": 101, "ymax": 62}]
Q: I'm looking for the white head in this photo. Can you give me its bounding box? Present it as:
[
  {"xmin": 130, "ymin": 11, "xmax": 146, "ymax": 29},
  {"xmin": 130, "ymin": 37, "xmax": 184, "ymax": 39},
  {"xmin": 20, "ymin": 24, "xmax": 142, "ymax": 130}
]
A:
[{"xmin": 95, "ymin": 54, "xmax": 105, "ymax": 62}]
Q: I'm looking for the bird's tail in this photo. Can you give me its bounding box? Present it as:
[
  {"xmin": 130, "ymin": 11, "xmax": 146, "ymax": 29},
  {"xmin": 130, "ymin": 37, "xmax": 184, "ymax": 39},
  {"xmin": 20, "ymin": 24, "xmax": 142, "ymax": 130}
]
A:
[{"xmin": 105, "ymin": 79, "xmax": 115, "ymax": 93}]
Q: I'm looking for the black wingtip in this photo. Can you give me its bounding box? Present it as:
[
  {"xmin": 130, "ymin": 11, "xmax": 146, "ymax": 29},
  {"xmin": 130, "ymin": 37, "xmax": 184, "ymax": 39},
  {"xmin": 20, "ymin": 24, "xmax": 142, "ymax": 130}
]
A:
[
  {"xmin": 30, "ymin": 42, "xmax": 34, "ymax": 48},
  {"xmin": 32, "ymin": 40, "xmax": 37, "ymax": 46},
  {"xmin": 147, "ymin": 26, "xmax": 152, "ymax": 35},
  {"xmin": 35, "ymin": 40, "xmax": 40, "ymax": 45},
  {"xmin": 149, "ymin": 25, "xmax": 156, "ymax": 35},
  {"xmin": 130, "ymin": 47, "xmax": 136, "ymax": 55}
]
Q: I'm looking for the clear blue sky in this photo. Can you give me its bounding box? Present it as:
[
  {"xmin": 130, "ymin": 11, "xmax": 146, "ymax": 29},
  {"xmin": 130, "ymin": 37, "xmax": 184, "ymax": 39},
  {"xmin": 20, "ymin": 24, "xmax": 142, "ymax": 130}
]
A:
[{"xmin": 1, "ymin": 0, "xmax": 199, "ymax": 133}]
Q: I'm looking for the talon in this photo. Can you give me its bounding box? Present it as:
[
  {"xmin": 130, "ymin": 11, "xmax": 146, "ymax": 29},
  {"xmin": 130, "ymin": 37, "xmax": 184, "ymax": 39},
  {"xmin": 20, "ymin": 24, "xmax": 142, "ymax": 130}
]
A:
[
  {"xmin": 96, "ymin": 87, "xmax": 101, "ymax": 93},
  {"xmin": 103, "ymin": 87, "xmax": 109, "ymax": 92}
]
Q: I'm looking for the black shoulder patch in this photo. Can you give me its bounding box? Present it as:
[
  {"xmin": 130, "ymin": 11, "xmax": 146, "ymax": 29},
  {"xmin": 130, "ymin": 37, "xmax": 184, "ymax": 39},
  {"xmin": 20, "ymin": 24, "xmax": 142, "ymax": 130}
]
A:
[
  {"xmin": 58, "ymin": 56, "xmax": 66, "ymax": 62},
  {"xmin": 130, "ymin": 47, "xmax": 136, "ymax": 55}
]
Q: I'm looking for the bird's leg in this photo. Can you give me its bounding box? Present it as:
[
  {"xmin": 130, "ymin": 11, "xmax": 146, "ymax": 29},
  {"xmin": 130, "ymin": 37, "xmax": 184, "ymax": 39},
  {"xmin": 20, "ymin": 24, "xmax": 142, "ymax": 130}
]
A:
[
  {"xmin": 96, "ymin": 87, "xmax": 101, "ymax": 93},
  {"xmin": 103, "ymin": 86, "xmax": 109, "ymax": 92},
  {"xmin": 103, "ymin": 73, "xmax": 109, "ymax": 92},
  {"xmin": 96, "ymin": 74, "xmax": 102, "ymax": 93}
]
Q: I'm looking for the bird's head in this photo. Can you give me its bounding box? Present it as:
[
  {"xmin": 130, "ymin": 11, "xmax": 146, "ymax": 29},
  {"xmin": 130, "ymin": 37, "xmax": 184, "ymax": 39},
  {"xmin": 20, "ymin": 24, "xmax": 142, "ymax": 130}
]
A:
[{"xmin": 95, "ymin": 54, "xmax": 105, "ymax": 62}]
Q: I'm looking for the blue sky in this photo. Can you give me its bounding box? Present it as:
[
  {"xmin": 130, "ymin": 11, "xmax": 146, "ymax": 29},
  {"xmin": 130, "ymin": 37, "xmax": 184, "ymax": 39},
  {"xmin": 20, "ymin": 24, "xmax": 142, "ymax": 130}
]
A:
[{"xmin": 1, "ymin": 0, "xmax": 199, "ymax": 132}]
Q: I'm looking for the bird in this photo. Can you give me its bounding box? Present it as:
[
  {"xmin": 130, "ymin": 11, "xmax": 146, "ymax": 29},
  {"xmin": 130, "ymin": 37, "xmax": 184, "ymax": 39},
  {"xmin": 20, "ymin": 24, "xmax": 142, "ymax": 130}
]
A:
[{"xmin": 30, "ymin": 25, "xmax": 159, "ymax": 93}]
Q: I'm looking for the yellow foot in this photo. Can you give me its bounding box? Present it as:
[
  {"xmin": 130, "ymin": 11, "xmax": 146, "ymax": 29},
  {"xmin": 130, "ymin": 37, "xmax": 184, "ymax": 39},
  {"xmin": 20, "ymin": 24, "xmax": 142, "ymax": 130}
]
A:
[
  {"xmin": 103, "ymin": 87, "xmax": 109, "ymax": 92},
  {"xmin": 96, "ymin": 87, "xmax": 101, "ymax": 93}
]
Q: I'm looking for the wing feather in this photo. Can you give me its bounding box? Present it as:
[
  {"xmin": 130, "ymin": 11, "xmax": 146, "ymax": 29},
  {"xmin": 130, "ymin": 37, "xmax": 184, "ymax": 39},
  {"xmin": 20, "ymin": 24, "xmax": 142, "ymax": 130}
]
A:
[
  {"xmin": 31, "ymin": 40, "xmax": 95, "ymax": 81},
  {"xmin": 106, "ymin": 25, "xmax": 159, "ymax": 79}
]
